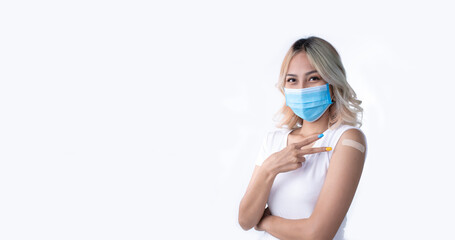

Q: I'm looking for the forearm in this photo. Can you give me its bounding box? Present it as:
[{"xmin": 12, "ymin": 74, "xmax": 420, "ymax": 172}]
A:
[
  {"xmin": 262, "ymin": 215, "xmax": 315, "ymax": 240},
  {"xmin": 238, "ymin": 166, "xmax": 277, "ymax": 230}
]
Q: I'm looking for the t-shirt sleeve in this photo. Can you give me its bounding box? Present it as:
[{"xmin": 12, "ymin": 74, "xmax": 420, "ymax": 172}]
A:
[{"xmin": 254, "ymin": 134, "xmax": 269, "ymax": 166}]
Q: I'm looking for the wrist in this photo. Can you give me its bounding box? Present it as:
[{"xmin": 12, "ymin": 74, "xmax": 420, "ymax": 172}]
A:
[
  {"xmin": 259, "ymin": 163, "xmax": 278, "ymax": 180},
  {"xmin": 261, "ymin": 215, "xmax": 274, "ymax": 231}
]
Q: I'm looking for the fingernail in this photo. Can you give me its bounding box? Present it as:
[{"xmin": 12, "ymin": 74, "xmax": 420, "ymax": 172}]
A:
[
  {"xmin": 326, "ymin": 147, "xmax": 332, "ymax": 151},
  {"xmin": 318, "ymin": 133, "xmax": 324, "ymax": 138}
]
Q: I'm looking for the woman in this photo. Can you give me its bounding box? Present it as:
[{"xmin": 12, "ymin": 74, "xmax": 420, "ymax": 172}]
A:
[{"xmin": 238, "ymin": 36, "xmax": 367, "ymax": 240}]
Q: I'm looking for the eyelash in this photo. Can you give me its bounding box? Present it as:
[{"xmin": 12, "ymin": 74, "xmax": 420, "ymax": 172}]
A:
[{"xmin": 286, "ymin": 76, "xmax": 320, "ymax": 82}]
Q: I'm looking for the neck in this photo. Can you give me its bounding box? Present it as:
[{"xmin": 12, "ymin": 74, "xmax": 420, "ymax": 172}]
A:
[{"xmin": 297, "ymin": 111, "xmax": 330, "ymax": 137}]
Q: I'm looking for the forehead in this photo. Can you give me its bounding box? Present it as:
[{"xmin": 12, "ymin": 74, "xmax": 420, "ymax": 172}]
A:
[{"xmin": 288, "ymin": 52, "xmax": 315, "ymax": 73}]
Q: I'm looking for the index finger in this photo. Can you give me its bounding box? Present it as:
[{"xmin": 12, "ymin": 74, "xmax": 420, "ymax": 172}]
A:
[
  {"xmin": 298, "ymin": 146, "xmax": 332, "ymax": 155},
  {"xmin": 293, "ymin": 133, "xmax": 324, "ymax": 149}
]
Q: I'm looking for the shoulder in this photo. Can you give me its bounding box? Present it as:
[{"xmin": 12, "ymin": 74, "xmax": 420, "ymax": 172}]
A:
[
  {"xmin": 266, "ymin": 128, "xmax": 291, "ymax": 140},
  {"xmin": 331, "ymin": 125, "xmax": 366, "ymax": 143},
  {"xmin": 335, "ymin": 125, "xmax": 367, "ymax": 157},
  {"xmin": 339, "ymin": 127, "xmax": 366, "ymax": 144},
  {"xmin": 255, "ymin": 128, "xmax": 291, "ymax": 166},
  {"xmin": 262, "ymin": 128, "xmax": 292, "ymax": 149}
]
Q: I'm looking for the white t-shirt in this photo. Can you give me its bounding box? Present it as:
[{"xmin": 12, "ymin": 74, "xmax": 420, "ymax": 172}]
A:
[{"xmin": 255, "ymin": 124, "xmax": 367, "ymax": 240}]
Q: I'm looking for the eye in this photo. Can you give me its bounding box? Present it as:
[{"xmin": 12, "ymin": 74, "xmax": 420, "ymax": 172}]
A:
[
  {"xmin": 286, "ymin": 78, "xmax": 296, "ymax": 83},
  {"xmin": 310, "ymin": 76, "xmax": 320, "ymax": 81}
]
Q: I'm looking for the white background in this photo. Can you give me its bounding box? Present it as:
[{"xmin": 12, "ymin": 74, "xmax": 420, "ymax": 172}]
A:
[{"xmin": 1, "ymin": 1, "xmax": 454, "ymax": 239}]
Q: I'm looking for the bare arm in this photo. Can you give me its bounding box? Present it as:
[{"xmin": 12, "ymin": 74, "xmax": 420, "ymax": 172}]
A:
[
  {"xmin": 238, "ymin": 165, "xmax": 276, "ymax": 230},
  {"xmin": 258, "ymin": 217, "xmax": 314, "ymax": 240},
  {"xmin": 256, "ymin": 129, "xmax": 367, "ymax": 240},
  {"xmin": 239, "ymin": 133, "xmax": 328, "ymax": 230}
]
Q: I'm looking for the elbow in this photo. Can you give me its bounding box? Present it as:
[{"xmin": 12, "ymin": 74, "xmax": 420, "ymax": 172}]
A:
[
  {"xmin": 238, "ymin": 206, "xmax": 257, "ymax": 231},
  {"xmin": 238, "ymin": 219, "xmax": 253, "ymax": 231},
  {"xmin": 238, "ymin": 213, "xmax": 255, "ymax": 231}
]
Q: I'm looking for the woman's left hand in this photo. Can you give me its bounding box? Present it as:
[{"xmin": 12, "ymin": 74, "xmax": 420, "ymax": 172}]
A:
[{"xmin": 254, "ymin": 207, "xmax": 272, "ymax": 231}]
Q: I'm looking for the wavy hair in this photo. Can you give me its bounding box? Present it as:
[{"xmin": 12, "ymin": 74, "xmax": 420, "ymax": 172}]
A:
[{"xmin": 273, "ymin": 36, "xmax": 363, "ymax": 130}]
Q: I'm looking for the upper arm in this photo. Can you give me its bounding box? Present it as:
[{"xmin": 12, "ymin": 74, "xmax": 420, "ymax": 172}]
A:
[{"xmin": 308, "ymin": 129, "xmax": 367, "ymax": 239}]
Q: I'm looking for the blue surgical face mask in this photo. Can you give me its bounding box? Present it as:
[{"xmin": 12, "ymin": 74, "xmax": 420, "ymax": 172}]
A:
[{"xmin": 284, "ymin": 83, "xmax": 333, "ymax": 122}]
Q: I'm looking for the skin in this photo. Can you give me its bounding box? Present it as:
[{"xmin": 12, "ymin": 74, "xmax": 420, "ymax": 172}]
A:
[{"xmin": 238, "ymin": 52, "xmax": 366, "ymax": 240}]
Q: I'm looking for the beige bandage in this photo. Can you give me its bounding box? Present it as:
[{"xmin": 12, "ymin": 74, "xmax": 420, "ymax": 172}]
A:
[{"xmin": 341, "ymin": 139, "xmax": 365, "ymax": 153}]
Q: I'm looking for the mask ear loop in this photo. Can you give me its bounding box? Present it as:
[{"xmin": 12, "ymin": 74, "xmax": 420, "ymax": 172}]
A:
[
  {"xmin": 327, "ymin": 83, "xmax": 337, "ymax": 128},
  {"xmin": 327, "ymin": 83, "xmax": 336, "ymax": 103},
  {"xmin": 326, "ymin": 83, "xmax": 333, "ymax": 104}
]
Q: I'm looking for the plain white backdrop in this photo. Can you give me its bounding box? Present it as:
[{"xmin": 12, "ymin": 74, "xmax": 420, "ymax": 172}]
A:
[{"xmin": 1, "ymin": 1, "xmax": 454, "ymax": 239}]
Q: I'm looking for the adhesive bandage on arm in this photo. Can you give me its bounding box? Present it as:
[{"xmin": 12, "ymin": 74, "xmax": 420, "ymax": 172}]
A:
[{"xmin": 341, "ymin": 139, "xmax": 365, "ymax": 153}]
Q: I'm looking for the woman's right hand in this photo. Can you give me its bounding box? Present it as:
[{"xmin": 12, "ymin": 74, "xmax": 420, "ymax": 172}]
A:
[{"xmin": 261, "ymin": 133, "xmax": 331, "ymax": 175}]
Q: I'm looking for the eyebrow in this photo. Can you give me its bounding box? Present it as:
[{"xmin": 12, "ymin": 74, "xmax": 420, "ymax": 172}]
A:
[{"xmin": 286, "ymin": 70, "xmax": 318, "ymax": 77}]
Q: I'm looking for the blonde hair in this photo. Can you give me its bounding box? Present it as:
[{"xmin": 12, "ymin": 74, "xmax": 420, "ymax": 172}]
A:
[{"xmin": 273, "ymin": 36, "xmax": 363, "ymax": 130}]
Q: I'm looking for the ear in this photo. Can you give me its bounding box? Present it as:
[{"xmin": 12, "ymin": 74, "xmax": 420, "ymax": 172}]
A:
[{"xmin": 329, "ymin": 84, "xmax": 335, "ymax": 102}]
